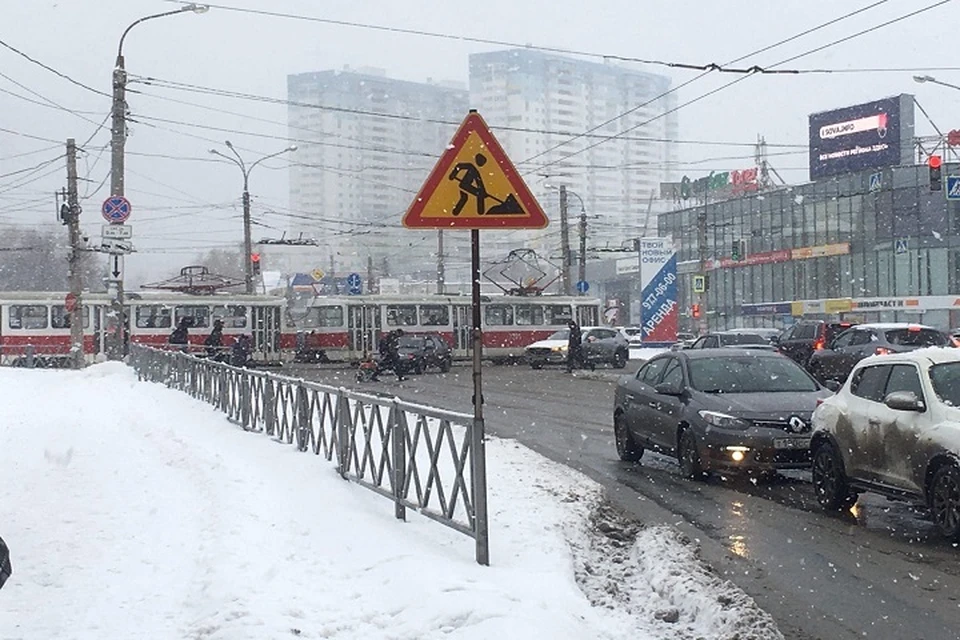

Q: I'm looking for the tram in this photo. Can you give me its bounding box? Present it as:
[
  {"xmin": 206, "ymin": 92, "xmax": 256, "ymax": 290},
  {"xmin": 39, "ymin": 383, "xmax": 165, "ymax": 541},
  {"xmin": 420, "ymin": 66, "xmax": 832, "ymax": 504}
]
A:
[
  {"xmin": 291, "ymin": 294, "xmax": 602, "ymax": 363},
  {"xmin": 0, "ymin": 291, "xmax": 293, "ymax": 366}
]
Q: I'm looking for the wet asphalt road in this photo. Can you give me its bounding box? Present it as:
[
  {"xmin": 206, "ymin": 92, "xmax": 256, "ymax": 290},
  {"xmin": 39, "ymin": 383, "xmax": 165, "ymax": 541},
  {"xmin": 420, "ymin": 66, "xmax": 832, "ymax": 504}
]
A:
[{"xmin": 287, "ymin": 361, "xmax": 960, "ymax": 640}]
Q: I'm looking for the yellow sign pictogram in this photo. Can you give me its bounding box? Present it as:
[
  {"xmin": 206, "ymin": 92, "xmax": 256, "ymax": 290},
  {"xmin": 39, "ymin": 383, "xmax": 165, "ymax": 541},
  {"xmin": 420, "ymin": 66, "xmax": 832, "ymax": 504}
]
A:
[{"xmin": 403, "ymin": 111, "xmax": 548, "ymax": 230}]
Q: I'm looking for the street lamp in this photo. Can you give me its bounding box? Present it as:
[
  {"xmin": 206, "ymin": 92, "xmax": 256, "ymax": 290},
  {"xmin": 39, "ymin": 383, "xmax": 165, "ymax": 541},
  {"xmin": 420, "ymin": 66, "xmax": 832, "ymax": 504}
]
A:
[
  {"xmin": 913, "ymin": 75, "xmax": 960, "ymax": 93},
  {"xmin": 209, "ymin": 142, "xmax": 298, "ymax": 294},
  {"xmin": 106, "ymin": 3, "xmax": 208, "ymax": 360}
]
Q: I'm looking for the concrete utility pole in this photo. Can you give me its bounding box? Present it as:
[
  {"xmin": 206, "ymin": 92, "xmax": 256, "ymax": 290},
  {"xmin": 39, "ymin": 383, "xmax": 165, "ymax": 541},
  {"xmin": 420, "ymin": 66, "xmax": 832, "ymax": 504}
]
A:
[
  {"xmin": 367, "ymin": 255, "xmax": 374, "ymax": 294},
  {"xmin": 436, "ymin": 230, "xmax": 445, "ymax": 294},
  {"xmin": 697, "ymin": 201, "xmax": 709, "ymax": 335},
  {"xmin": 577, "ymin": 199, "xmax": 587, "ymax": 294},
  {"xmin": 209, "ymin": 141, "xmax": 297, "ymax": 294},
  {"xmin": 559, "ymin": 185, "xmax": 571, "ymax": 295},
  {"xmin": 65, "ymin": 139, "xmax": 84, "ymax": 369}
]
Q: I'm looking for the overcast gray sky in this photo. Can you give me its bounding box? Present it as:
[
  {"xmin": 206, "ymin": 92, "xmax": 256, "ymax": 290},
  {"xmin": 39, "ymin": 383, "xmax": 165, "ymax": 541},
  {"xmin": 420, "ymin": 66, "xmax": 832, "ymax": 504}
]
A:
[{"xmin": 1, "ymin": 0, "xmax": 958, "ymax": 284}]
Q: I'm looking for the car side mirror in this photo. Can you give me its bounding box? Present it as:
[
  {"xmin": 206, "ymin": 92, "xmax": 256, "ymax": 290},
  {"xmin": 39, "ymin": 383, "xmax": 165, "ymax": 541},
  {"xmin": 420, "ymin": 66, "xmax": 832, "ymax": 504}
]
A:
[
  {"xmin": 823, "ymin": 379, "xmax": 841, "ymax": 392},
  {"xmin": 654, "ymin": 381, "xmax": 685, "ymax": 396},
  {"xmin": 884, "ymin": 390, "xmax": 925, "ymax": 412},
  {"xmin": 769, "ymin": 335, "xmax": 780, "ymax": 345}
]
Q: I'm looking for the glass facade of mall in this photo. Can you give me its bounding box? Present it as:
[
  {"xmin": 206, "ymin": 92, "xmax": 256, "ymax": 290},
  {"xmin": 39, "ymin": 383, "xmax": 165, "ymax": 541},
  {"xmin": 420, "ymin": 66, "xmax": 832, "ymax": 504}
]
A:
[{"xmin": 658, "ymin": 162, "xmax": 960, "ymax": 332}]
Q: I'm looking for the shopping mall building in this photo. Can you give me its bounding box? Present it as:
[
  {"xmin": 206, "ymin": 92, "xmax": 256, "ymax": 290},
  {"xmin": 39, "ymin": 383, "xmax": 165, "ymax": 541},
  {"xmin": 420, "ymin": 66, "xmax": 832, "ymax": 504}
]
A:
[{"xmin": 592, "ymin": 93, "xmax": 960, "ymax": 333}]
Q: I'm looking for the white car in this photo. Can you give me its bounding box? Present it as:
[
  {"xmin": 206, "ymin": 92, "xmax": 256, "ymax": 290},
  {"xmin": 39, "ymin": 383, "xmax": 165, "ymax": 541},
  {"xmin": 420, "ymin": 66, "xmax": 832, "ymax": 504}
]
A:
[
  {"xmin": 617, "ymin": 326, "xmax": 644, "ymax": 348},
  {"xmin": 525, "ymin": 326, "xmax": 629, "ymax": 369},
  {"xmin": 810, "ymin": 347, "xmax": 960, "ymax": 540}
]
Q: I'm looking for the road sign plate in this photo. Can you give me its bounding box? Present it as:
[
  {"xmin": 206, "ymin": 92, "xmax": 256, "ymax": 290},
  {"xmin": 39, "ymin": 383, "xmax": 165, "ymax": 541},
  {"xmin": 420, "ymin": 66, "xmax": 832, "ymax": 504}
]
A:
[
  {"xmin": 947, "ymin": 176, "xmax": 960, "ymax": 201},
  {"xmin": 895, "ymin": 238, "xmax": 908, "ymax": 255},
  {"xmin": 693, "ymin": 274, "xmax": 706, "ymax": 294},
  {"xmin": 311, "ymin": 268, "xmax": 325, "ymax": 281},
  {"xmin": 102, "ymin": 239, "xmax": 133, "ymax": 254},
  {"xmin": 102, "ymin": 224, "xmax": 133, "ymax": 239},
  {"xmin": 402, "ymin": 111, "xmax": 548, "ymax": 230},
  {"xmin": 868, "ymin": 172, "xmax": 882, "ymax": 192},
  {"xmin": 101, "ymin": 196, "xmax": 132, "ymax": 223},
  {"xmin": 576, "ymin": 280, "xmax": 589, "ymax": 293},
  {"xmin": 347, "ymin": 272, "xmax": 362, "ymax": 295}
]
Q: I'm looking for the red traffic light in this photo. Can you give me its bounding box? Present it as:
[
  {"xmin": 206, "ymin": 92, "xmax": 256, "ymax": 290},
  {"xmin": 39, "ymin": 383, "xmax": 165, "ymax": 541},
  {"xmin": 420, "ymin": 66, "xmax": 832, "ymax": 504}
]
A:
[
  {"xmin": 691, "ymin": 303, "xmax": 701, "ymax": 318},
  {"xmin": 929, "ymin": 155, "xmax": 943, "ymax": 169},
  {"xmin": 250, "ymin": 253, "xmax": 261, "ymax": 263}
]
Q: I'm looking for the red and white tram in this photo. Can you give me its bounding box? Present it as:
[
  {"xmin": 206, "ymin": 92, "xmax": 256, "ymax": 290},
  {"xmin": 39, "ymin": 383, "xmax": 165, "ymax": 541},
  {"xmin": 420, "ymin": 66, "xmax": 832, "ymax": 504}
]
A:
[
  {"xmin": 292, "ymin": 294, "xmax": 601, "ymax": 363},
  {"xmin": 0, "ymin": 291, "xmax": 293, "ymax": 366}
]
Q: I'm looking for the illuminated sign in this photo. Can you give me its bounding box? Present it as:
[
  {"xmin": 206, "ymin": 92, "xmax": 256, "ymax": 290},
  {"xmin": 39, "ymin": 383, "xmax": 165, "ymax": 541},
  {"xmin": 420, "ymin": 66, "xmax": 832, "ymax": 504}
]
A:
[{"xmin": 808, "ymin": 95, "xmax": 914, "ymax": 180}]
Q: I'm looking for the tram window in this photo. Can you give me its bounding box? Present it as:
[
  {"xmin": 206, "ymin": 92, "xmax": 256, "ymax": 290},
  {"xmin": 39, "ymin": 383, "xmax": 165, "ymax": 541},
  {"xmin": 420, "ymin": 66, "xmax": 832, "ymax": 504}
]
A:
[
  {"xmin": 175, "ymin": 305, "xmax": 210, "ymax": 328},
  {"xmin": 485, "ymin": 304, "xmax": 514, "ymax": 326},
  {"xmin": 8, "ymin": 305, "xmax": 48, "ymax": 330},
  {"xmin": 51, "ymin": 305, "xmax": 89, "ymax": 329},
  {"xmin": 419, "ymin": 305, "xmax": 449, "ymax": 326},
  {"xmin": 386, "ymin": 305, "xmax": 417, "ymax": 326},
  {"xmin": 515, "ymin": 304, "xmax": 544, "ymax": 326},
  {"xmin": 135, "ymin": 305, "xmax": 171, "ymax": 329},
  {"xmin": 212, "ymin": 305, "xmax": 248, "ymax": 329},
  {"xmin": 544, "ymin": 305, "xmax": 573, "ymax": 325},
  {"xmin": 299, "ymin": 305, "xmax": 344, "ymax": 328}
]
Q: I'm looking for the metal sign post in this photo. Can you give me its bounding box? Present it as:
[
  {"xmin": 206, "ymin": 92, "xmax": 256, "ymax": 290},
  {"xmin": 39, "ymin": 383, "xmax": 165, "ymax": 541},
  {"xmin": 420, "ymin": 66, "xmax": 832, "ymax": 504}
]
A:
[
  {"xmin": 403, "ymin": 110, "xmax": 549, "ymax": 565},
  {"xmin": 101, "ymin": 195, "xmax": 133, "ymax": 360}
]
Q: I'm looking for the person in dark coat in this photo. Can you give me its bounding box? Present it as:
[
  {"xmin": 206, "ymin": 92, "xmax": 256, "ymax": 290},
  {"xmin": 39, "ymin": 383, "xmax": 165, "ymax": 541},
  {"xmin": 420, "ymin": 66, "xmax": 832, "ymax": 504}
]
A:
[
  {"xmin": 566, "ymin": 319, "xmax": 584, "ymax": 373},
  {"xmin": 204, "ymin": 319, "xmax": 224, "ymax": 360},
  {"xmin": 0, "ymin": 534, "xmax": 11, "ymax": 590},
  {"xmin": 231, "ymin": 334, "xmax": 253, "ymax": 367},
  {"xmin": 373, "ymin": 329, "xmax": 406, "ymax": 381},
  {"xmin": 169, "ymin": 318, "xmax": 190, "ymax": 351}
]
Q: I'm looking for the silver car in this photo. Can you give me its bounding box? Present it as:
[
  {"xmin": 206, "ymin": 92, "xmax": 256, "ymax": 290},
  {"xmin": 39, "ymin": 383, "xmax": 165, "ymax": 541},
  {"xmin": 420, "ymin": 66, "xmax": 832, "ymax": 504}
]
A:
[{"xmin": 525, "ymin": 326, "xmax": 630, "ymax": 369}]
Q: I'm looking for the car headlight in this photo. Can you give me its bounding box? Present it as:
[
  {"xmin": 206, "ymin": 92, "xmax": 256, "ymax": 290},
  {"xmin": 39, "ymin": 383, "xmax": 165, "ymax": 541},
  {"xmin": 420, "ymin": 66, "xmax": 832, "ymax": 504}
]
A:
[
  {"xmin": 698, "ymin": 410, "xmax": 751, "ymax": 430},
  {"xmin": 551, "ymin": 345, "xmax": 568, "ymax": 352}
]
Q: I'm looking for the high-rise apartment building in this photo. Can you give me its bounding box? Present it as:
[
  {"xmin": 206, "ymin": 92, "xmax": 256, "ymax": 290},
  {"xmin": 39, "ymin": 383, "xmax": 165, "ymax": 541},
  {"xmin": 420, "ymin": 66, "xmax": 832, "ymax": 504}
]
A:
[
  {"xmin": 469, "ymin": 49, "xmax": 678, "ymax": 262},
  {"xmin": 287, "ymin": 67, "xmax": 469, "ymax": 279}
]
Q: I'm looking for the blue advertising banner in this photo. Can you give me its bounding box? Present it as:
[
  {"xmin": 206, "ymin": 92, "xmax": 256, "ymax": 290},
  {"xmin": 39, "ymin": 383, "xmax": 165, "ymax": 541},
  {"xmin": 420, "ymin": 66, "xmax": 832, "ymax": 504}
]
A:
[
  {"xmin": 639, "ymin": 238, "xmax": 678, "ymax": 345},
  {"xmin": 808, "ymin": 95, "xmax": 914, "ymax": 180}
]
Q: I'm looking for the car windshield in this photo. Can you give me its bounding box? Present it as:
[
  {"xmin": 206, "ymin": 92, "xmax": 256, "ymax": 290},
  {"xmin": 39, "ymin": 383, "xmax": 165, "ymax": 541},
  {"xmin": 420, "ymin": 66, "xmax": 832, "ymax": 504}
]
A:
[
  {"xmin": 884, "ymin": 328, "xmax": 947, "ymax": 347},
  {"xmin": 547, "ymin": 330, "xmax": 570, "ymax": 340},
  {"xmin": 688, "ymin": 355, "xmax": 819, "ymax": 393},
  {"xmin": 929, "ymin": 362, "xmax": 960, "ymax": 407},
  {"xmin": 397, "ymin": 336, "xmax": 425, "ymax": 348}
]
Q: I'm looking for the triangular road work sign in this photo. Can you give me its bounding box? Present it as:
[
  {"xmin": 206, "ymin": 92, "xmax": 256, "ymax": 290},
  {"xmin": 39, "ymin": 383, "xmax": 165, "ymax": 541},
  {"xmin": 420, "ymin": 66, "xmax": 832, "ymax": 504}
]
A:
[{"xmin": 403, "ymin": 111, "xmax": 549, "ymax": 230}]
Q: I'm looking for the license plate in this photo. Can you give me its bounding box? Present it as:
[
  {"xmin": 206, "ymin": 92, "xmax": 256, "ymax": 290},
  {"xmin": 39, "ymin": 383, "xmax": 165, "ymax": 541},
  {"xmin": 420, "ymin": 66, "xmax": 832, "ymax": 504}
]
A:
[{"xmin": 774, "ymin": 437, "xmax": 811, "ymax": 450}]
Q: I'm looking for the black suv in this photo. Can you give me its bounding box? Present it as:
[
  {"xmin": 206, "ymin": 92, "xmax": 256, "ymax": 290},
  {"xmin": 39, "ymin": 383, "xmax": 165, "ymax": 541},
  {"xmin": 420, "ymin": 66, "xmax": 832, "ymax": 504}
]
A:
[{"xmin": 776, "ymin": 321, "xmax": 855, "ymax": 367}]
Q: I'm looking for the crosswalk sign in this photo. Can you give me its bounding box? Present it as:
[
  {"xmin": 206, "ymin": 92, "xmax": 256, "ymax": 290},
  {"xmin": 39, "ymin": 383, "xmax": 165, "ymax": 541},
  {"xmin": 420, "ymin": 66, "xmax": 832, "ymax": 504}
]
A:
[
  {"xmin": 947, "ymin": 176, "xmax": 960, "ymax": 201},
  {"xmin": 869, "ymin": 172, "xmax": 882, "ymax": 192},
  {"xmin": 402, "ymin": 111, "xmax": 548, "ymax": 229},
  {"xmin": 692, "ymin": 274, "xmax": 706, "ymax": 294}
]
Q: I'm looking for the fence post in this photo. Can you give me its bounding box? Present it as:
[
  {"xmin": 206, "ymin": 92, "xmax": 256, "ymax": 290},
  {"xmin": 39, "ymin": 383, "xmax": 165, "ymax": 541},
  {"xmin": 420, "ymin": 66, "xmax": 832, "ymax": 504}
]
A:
[
  {"xmin": 337, "ymin": 390, "xmax": 350, "ymax": 478},
  {"xmin": 240, "ymin": 370, "xmax": 252, "ymax": 430},
  {"xmin": 472, "ymin": 416, "xmax": 490, "ymax": 566},
  {"xmin": 296, "ymin": 384, "xmax": 310, "ymax": 452},
  {"xmin": 263, "ymin": 378, "xmax": 275, "ymax": 436},
  {"xmin": 391, "ymin": 399, "xmax": 406, "ymax": 522}
]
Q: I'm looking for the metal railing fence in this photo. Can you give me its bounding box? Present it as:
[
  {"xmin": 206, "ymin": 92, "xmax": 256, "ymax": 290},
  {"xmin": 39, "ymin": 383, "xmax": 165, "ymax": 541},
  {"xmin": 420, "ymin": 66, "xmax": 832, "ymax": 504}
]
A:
[{"xmin": 129, "ymin": 344, "xmax": 489, "ymax": 564}]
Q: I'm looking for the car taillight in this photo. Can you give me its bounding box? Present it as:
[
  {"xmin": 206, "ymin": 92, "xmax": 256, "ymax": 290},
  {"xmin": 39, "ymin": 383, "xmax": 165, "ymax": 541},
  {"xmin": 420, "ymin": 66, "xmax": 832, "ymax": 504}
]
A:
[
  {"xmin": 814, "ymin": 338, "xmax": 825, "ymax": 351},
  {"xmin": 875, "ymin": 347, "xmax": 891, "ymax": 355}
]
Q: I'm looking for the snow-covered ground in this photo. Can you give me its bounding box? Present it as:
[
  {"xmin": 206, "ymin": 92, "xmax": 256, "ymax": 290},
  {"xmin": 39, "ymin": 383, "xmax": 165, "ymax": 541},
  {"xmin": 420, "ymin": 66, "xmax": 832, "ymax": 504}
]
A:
[{"xmin": 0, "ymin": 363, "xmax": 781, "ymax": 639}]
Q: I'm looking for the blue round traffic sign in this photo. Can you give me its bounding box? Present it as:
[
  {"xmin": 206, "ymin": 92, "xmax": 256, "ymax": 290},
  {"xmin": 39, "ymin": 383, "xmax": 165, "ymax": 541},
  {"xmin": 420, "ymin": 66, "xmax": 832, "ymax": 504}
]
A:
[
  {"xmin": 102, "ymin": 196, "xmax": 132, "ymax": 223},
  {"xmin": 576, "ymin": 280, "xmax": 590, "ymax": 293},
  {"xmin": 347, "ymin": 272, "xmax": 363, "ymax": 295}
]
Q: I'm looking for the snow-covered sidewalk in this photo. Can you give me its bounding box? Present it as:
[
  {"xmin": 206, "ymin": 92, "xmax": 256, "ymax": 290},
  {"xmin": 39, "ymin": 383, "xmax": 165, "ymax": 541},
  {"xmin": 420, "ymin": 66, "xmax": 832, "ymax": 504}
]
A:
[{"xmin": 0, "ymin": 363, "xmax": 781, "ymax": 639}]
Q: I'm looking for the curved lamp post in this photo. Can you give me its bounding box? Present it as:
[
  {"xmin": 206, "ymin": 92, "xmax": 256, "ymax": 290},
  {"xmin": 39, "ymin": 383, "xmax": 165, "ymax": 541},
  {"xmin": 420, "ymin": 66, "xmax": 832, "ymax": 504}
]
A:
[{"xmin": 209, "ymin": 142, "xmax": 298, "ymax": 293}]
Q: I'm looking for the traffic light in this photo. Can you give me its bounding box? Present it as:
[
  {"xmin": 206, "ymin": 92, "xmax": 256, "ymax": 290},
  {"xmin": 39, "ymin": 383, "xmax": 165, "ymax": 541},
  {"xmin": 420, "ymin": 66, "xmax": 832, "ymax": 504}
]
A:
[
  {"xmin": 691, "ymin": 303, "xmax": 701, "ymax": 319},
  {"xmin": 251, "ymin": 252, "xmax": 261, "ymax": 276},
  {"xmin": 731, "ymin": 239, "xmax": 744, "ymax": 261},
  {"xmin": 929, "ymin": 155, "xmax": 943, "ymax": 191}
]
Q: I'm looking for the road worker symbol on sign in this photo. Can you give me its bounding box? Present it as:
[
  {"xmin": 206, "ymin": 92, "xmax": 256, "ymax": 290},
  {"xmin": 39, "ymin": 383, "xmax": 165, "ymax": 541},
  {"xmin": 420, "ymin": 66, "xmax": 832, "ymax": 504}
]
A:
[{"xmin": 403, "ymin": 111, "xmax": 547, "ymax": 229}]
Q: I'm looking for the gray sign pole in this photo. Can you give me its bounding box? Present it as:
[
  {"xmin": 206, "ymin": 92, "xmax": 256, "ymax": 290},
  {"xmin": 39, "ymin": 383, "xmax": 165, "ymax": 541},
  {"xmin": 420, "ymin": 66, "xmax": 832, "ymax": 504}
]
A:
[{"xmin": 470, "ymin": 228, "xmax": 489, "ymax": 566}]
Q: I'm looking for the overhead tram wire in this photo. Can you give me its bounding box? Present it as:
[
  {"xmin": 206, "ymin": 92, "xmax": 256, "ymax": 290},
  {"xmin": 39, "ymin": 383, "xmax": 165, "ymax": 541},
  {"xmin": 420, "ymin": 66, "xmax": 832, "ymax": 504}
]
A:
[
  {"xmin": 527, "ymin": 0, "xmax": 955, "ymax": 175},
  {"xmin": 519, "ymin": 0, "xmax": 893, "ymax": 167}
]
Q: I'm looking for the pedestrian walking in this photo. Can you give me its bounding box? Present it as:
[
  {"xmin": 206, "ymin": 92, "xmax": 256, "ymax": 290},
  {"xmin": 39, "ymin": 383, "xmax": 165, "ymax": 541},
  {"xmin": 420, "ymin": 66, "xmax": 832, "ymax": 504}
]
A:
[
  {"xmin": 231, "ymin": 334, "xmax": 253, "ymax": 367},
  {"xmin": 169, "ymin": 317, "xmax": 190, "ymax": 352},
  {"xmin": 566, "ymin": 319, "xmax": 584, "ymax": 373},
  {"xmin": 204, "ymin": 319, "xmax": 224, "ymax": 360}
]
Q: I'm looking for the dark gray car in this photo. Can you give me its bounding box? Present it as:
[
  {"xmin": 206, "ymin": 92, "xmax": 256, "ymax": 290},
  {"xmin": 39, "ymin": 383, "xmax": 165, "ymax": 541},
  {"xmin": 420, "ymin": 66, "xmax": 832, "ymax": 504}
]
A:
[{"xmin": 613, "ymin": 349, "xmax": 831, "ymax": 478}]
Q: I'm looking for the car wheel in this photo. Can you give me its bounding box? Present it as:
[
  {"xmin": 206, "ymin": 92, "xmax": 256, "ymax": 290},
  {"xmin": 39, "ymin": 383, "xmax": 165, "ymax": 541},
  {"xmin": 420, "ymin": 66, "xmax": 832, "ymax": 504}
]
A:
[
  {"xmin": 530, "ymin": 362, "xmax": 543, "ymax": 370},
  {"xmin": 811, "ymin": 441, "xmax": 856, "ymax": 511},
  {"xmin": 439, "ymin": 358, "xmax": 451, "ymax": 373},
  {"xmin": 677, "ymin": 429, "xmax": 705, "ymax": 480},
  {"xmin": 614, "ymin": 413, "xmax": 643, "ymax": 462},
  {"xmin": 612, "ymin": 350, "xmax": 627, "ymax": 369},
  {"xmin": 930, "ymin": 464, "xmax": 960, "ymax": 541}
]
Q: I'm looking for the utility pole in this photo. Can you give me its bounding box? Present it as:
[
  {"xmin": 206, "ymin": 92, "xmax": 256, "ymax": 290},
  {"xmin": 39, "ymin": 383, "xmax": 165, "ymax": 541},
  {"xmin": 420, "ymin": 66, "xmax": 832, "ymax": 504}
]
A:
[
  {"xmin": 329, "ymin": 254, "xmax": 335, "ymax": 279},
  {"xmin": 65, "ymin": 139, "xmax": 84, "ymax": 369},
  {"xmin": 437, "ymin": 230, "xmax": 445, "ymax": 294},
  {"xmin": 697, "ymin": 199, "xmax": 709, "ymax": 335},
  {"xmin": 241, "ymin": 183, "xmax": 253, "ymax": 294},
  {"xmin": 578, "ymin": 205, "xmax": 587, "ymax": 293},
  {"xmin": 559, "ymin": 185, "xmax": 571, "ymax": 295},
  {"xmin": 367, "ymin": 255, "xmax": 374, "ymax": 294}
]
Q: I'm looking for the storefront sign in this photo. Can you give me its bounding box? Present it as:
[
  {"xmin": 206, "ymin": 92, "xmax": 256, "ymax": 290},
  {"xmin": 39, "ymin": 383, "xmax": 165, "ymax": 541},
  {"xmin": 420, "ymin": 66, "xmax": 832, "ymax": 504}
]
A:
[
  {"xmin": 741, "ymin": 302, "xmax": 793, "ymax": 316},
  {"xmin": 853, "ymin": 297, "xmax": 920, "ymax": 310},
  {"xmin": 639, "ymin": 238, "xmax": 678, "ymax": 344},
  {"xmin": 616, "ymin": 257, "xmax": 639, "ymax": 275},
  {"xmin": 791, "ymin": 242, "xmax": 850, "ymax": 260}
]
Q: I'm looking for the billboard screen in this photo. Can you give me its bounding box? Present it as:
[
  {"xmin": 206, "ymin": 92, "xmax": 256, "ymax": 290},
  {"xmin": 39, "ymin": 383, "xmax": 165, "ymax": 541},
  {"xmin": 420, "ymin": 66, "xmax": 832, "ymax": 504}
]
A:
[
  {"xmin": 639, "ymin": 238, "xmax": 677, "ymax": 346},
  {"xmin": 808, "ymin": 94, "xmax": 914, "ymax": 180}
]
